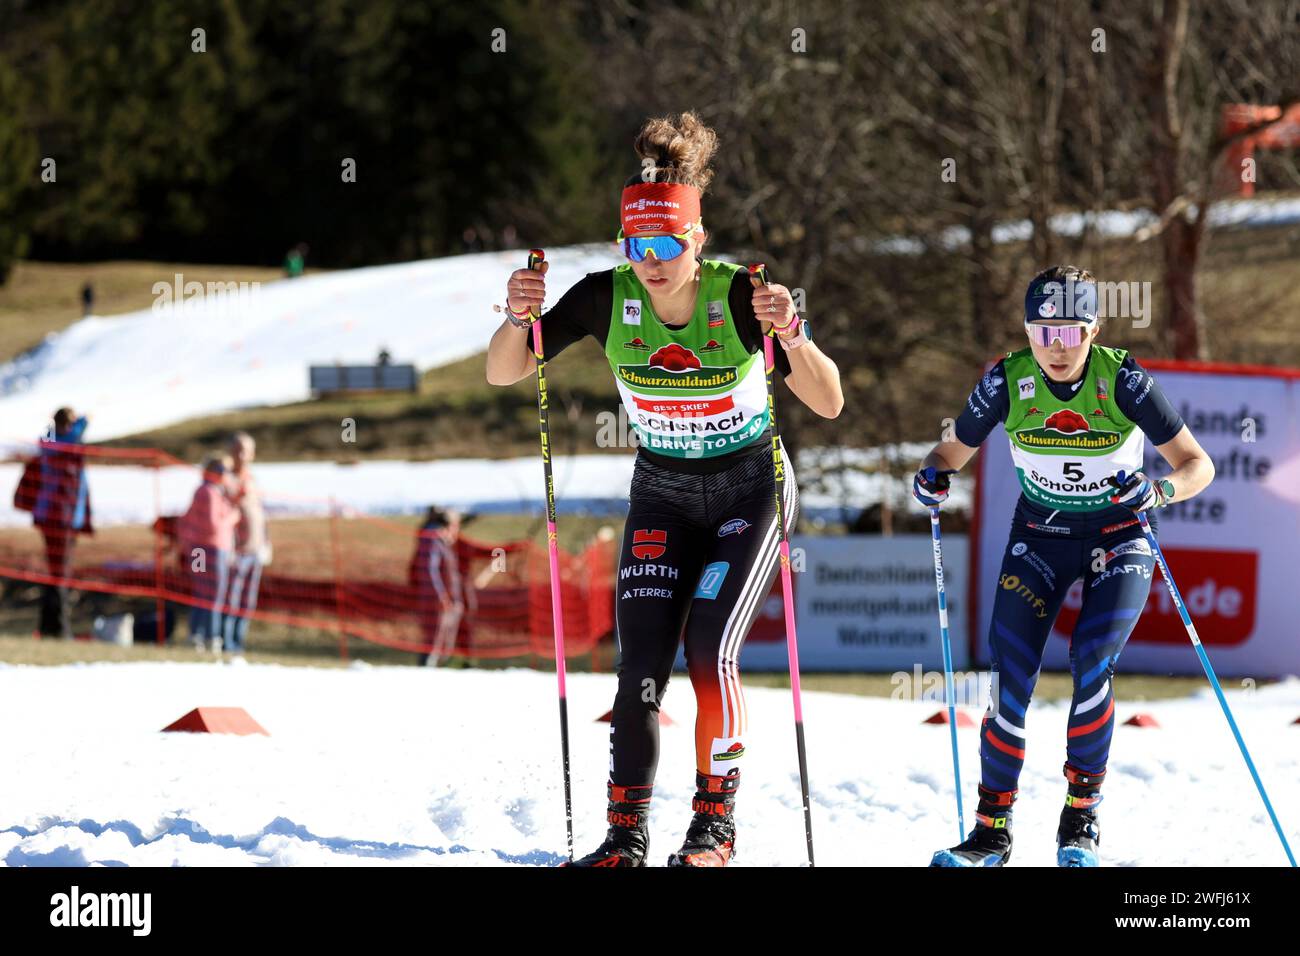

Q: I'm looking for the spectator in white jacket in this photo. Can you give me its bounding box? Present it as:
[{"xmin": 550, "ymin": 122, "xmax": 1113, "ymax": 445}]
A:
[{"xmin": 223, "ymin": 432, "xmax": 271, "ymax": 657}]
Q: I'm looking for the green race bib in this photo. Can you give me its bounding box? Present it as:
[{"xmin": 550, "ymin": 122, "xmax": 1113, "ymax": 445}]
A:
[
  {"xmin": 1003, "ymin": 345, "xmax": 1144, "ymax": 510},
  {"xmin": 606, "ymin": 260, "xmax": 770, "ymax": 459}
]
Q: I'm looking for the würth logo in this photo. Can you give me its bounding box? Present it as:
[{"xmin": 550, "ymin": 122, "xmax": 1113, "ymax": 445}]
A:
[
  {"xmin": 50, "ymin": 885, "xmax": 151, "ymax": 936},
  {"xmin": 631, "ymin": 529, "xmax": 667, "ymax": 560}
]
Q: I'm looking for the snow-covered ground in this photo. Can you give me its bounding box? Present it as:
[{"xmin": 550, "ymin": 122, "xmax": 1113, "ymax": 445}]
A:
[{"xmin": 0, "ymin": 662, "xmax": 1295, "ymax": 866}]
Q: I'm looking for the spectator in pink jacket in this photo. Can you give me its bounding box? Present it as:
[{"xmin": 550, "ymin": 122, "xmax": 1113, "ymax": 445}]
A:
[{"xmin": 178, "ymin": 454, "xmax": 241, "ymax": 652}]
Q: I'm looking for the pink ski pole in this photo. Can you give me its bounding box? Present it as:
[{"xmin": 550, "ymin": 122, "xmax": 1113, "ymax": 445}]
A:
[
  {"xmin": 750, "ymin": 263, "xmax": 815, "ymax": 866},
  {"xmin": 527, "ymin": 248, "xmax": 574, "ymax": 861}
]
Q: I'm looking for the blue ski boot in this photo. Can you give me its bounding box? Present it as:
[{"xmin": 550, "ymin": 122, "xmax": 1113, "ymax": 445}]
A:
[
  {"xmin": 930, "ymin": 785, "xmax": 1015, "ymax": 867},
  {"xmin": 1057, "ymin": 763, "xmax": 1103, "ymax": 867}
]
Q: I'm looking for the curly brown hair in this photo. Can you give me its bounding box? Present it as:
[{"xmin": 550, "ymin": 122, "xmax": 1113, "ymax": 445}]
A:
[{"xmin": 626, "ymin": 111, "xmax": 719, "ymax": 192}]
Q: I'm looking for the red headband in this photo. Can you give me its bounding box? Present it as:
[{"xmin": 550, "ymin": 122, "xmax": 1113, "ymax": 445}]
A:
[{"xmin": 620, "ymin": 181, "xmax": 701, "ymax": 236}]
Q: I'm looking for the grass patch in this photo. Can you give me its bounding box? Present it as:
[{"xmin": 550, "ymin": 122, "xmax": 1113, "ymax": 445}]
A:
[{"xmin": 0, "ymin": 629, "xmax": 1223, "ymax": 704}]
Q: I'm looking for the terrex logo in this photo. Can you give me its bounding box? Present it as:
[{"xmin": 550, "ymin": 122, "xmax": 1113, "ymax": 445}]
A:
[
  {"xmin": 631, "ymin": 529, "xmax": 667, "ymax": 560},
  {"xmin": 1056, "ymin": 548, "xmax": 1257, "ymax": 646}
]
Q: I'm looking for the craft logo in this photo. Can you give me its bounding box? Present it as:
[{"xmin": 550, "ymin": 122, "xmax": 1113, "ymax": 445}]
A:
[
  {"xmin": 1015, "ymin": 408, "xmax": 1119, "ymax": 450},
  {"xmin": 707, "ymin": 301, "xmax": 725, "ymax": 327},
  {"xmin": 618, "ymin": 343, "xmax": 737, "ymax": 390},
  {"xmin": 623, "ymin": 299, "xmax": 642, "ymax": 325},
  {"xmin": 631, "ymin": 528, "xmax": 667, "ymax": 560},
  {"xmin": 718, "ymin": 518, "xmax": 751, "ymax": 537},
  {"xmin": 624, "ymin": 336, "xmax": 650, "ymax": 351},
  {"xmin": 700, "ymin": 337, "xmax": 724, "ymax": 352},
  {"xmin": 1090, "ymin": 562, "xmax": 1152, "ymax": 588}
]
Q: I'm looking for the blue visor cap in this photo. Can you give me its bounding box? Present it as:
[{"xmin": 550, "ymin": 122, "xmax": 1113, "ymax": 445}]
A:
[{"xmin": 1025, "ymin": 279, "xmax": 1098, "ymax": 324}]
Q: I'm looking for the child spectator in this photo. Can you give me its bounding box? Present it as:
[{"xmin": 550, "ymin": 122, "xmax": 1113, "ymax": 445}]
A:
[
  {"xmin": 178, "ymin": 454, "xmax": 240, "ymax": 653},
  {"xmin": 410, "ymin": 506, "xmax": 464, "ymax": 667}
]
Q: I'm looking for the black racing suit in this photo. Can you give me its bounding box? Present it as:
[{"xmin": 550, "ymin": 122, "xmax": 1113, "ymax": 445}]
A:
[{"xmin": 529, "ymin": 268, "xmax": 798, "ymax": 787}]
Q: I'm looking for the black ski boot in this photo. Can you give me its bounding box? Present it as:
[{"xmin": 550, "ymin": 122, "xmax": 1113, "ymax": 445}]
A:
[
  {"xmin": 667, "ymin": 772, "xmax": 738, "ymax": 867},
  {"xmin": 1057, "ymin": 763, "xmax": 1103, "ymax": 867},
  {"xmin": 564, "ymin": 783, "xmax": 651, "ymax": 867},
  {"xmin": 930, "ymin": 784, "xmax": 1016, "ymax": 867}
]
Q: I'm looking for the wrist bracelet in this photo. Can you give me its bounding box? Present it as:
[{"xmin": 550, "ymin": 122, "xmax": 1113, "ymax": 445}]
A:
[{"xmin": 505, "ymin": 304, "xmax": 535, "ymax": 329}]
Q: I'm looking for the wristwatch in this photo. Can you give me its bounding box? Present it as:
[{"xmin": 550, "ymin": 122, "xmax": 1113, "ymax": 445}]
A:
[
  {"xmin": 777, "ymin": 316, "xmax": 810, "ymax": 351},
  {"xmin": 1157, "ymin": 478, "xmax": 1175, "ymax": 504}
]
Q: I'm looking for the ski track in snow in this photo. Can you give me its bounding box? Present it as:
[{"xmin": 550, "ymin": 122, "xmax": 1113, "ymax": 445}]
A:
[{"xmin": 1, "ymin": 662, "xmax": 1296, "ymax": 867}]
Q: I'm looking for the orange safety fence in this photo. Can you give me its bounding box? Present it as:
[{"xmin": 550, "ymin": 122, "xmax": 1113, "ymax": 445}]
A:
[{"xmin": 0, "ymin": 441, "xmax": 616, "ymax": 660}]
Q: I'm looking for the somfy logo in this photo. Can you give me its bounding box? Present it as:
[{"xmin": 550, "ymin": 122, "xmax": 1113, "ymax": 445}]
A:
[{"xmin": 50, "ymin": 886, "xmax": 151, "ymax": 936}]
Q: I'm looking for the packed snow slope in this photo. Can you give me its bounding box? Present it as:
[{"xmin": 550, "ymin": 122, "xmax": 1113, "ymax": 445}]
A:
[
  {"xmin": 0, "ymin": 662, "xmax": 1295, "ymax": 866},
  {"xmin": 0, "ymin": 245, "xmax": 624, "ymax": 442}
]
